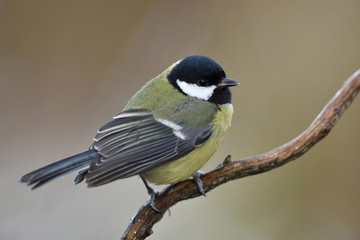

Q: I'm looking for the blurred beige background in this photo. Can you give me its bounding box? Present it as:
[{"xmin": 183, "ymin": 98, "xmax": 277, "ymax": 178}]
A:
[{"xmin": 1, "ymin": 0, "xmax": 360, "ymax": 239}]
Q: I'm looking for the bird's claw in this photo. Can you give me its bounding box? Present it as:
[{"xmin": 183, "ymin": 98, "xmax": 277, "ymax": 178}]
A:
[
  {"xmin": 192, "ymin": 171, "xmax": 206, "ymax": 196},
  {"xmin": 148, "ymin": 190, "xmax": 162, "ymax": 213},
  {"xmin": 141, "ymin": 176, "xmax": 162, "ymax": 212}
]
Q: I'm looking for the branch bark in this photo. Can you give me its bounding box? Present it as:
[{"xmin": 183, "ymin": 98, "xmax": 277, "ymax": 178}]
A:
[{"xmin": 121, "ymin": 69, "xmax": 360, "ymax": 240}]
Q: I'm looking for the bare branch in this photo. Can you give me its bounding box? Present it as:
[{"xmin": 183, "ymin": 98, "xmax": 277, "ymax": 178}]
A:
[{"xmin": 121, "ymin": 70, "xmax": 360, "ymax": 240}]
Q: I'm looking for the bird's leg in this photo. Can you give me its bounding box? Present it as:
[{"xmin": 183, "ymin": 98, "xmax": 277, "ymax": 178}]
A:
[
  {"xmin": 192, "ymin": 171, "xmax": 206, "ymax": 196},
  {"xmin": 141, "ymin": 177, "xmax": 161, "ymax": 212}
]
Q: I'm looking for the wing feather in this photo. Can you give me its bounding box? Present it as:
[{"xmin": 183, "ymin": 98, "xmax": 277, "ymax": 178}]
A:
[{"xmin": 85, "ymin": 109, "xmax": 212, "ymax": 187}]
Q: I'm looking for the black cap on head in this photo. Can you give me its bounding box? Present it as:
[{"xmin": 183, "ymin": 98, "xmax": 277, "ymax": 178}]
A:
[{"xmin": 167, "ymin": 55, "xmax": 236, "ymax": 104}]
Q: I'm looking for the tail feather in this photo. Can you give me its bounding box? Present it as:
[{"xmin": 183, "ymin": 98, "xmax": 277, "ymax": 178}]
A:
[{"xmin": 19, "ymin": 149, "xmax": 100, "ymax": 190}]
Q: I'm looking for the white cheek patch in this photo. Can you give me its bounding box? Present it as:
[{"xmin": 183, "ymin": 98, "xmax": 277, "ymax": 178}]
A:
[{"xmin": 176, "ymin": 79, "xmax": 216, "ymax": 101}]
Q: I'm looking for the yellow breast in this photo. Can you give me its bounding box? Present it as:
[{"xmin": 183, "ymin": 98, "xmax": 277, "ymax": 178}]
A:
[{"xmin": 140, "ymin": 103, "xmax": 234, "ymax": 185}]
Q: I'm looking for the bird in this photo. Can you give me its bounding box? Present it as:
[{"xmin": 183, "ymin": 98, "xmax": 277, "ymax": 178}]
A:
[{"xmin": 19, "ymin": 55, "xmax": 239, "ymax": 210}]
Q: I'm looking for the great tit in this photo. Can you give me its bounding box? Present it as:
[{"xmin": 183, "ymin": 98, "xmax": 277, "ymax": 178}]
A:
[{"xmin": 20, "ymin": 55, "xmax": 239, "ymax": 209}]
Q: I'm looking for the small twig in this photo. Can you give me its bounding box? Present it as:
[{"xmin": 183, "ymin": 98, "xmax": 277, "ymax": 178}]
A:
[{"xmin": 121, "ymin": 69, "xmax": 360, "ymax": 240}]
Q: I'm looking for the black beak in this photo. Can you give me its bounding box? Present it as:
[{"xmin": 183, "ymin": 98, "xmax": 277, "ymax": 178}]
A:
[{"xmin": 218, "ymin": 78, "xmax": 240, "ymax": 88}]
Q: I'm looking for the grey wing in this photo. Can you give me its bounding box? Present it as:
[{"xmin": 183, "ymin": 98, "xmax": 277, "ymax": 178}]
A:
[{"xmin": 85, "ymin": 109, "xmax": 212, "ymax": 187}]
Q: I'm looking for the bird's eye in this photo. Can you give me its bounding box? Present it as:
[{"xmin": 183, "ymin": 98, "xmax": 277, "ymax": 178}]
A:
[{"xmin": 197, "ymin": 79, "xmax": 208, "ymax": 87}]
